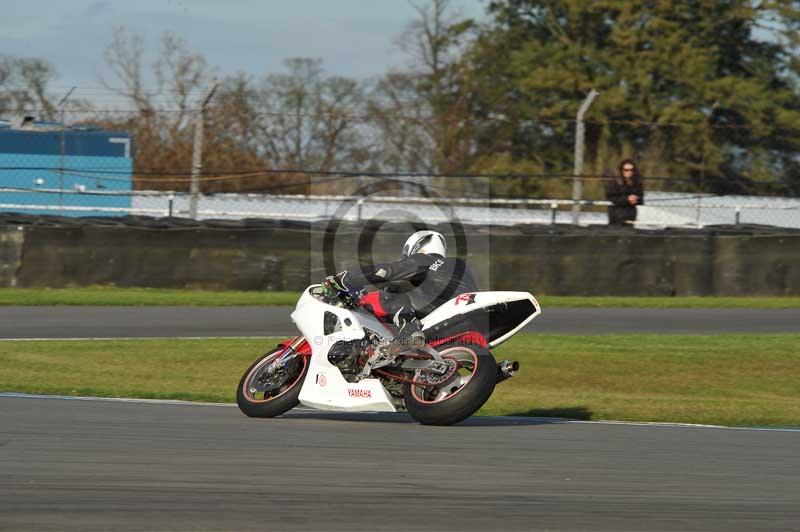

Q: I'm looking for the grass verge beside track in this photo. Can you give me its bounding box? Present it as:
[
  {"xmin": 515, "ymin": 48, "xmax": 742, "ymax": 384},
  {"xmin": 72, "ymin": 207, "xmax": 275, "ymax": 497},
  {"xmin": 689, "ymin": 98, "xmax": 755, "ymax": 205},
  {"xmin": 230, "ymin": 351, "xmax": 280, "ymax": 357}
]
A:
[
  {"xmin": 2, "ymin": 286, "xmax": 800, "ymax": 308},
  {"xmin": 1, "ymin": 333, "xmax": 798, "ymax": 427},
  {"xmin": 0, "ymin": 287, "xmax": 298, "ymax": 306}
]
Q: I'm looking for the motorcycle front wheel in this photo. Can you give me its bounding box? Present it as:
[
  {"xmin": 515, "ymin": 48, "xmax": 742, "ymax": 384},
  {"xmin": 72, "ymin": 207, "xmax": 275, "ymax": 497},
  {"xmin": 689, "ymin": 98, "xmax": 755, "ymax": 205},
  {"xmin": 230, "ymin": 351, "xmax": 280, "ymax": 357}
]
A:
[
  {"xmin": 237, "ymin": 345, "xmax": 309, "ymax": 418},
  {"xmin": 403, "ymin": 343, "xmax": 497, "ymax": 426}
]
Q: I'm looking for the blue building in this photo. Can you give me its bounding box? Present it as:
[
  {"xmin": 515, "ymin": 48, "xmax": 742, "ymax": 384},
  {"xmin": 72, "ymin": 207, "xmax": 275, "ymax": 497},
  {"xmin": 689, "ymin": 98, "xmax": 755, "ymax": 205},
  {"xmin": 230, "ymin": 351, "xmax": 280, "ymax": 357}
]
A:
[{"xmin": 0, "ymin": 118, "xmax": 133, "ymax": 217}]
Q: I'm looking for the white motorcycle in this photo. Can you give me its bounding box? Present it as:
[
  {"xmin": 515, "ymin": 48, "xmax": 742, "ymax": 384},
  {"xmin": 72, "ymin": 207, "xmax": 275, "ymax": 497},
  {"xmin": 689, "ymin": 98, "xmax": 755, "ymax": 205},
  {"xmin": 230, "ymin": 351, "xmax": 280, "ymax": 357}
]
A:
[{"xmin": 237, "ymin": 283, "xmax": 541, "ymax": 425}]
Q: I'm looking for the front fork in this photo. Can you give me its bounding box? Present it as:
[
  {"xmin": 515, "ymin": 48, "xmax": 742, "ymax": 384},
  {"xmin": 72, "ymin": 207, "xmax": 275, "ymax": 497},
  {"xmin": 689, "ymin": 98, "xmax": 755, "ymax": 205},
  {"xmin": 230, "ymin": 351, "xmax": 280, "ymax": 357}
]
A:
[{"xmin": 271, "ymin": 336, "xmax": 309, "ymax": 373}]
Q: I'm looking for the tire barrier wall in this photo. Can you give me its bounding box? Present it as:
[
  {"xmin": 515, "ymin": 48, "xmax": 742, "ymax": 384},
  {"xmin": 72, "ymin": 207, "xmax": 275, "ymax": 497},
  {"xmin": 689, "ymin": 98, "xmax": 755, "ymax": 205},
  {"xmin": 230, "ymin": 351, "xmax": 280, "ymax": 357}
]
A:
[
  {"xmin": 0, "ymin": 226, "xmax": 23, "ymax": 287},
  {"xmin": 1, "ymin": 220, "xmax": 798, "ymax": 296}
]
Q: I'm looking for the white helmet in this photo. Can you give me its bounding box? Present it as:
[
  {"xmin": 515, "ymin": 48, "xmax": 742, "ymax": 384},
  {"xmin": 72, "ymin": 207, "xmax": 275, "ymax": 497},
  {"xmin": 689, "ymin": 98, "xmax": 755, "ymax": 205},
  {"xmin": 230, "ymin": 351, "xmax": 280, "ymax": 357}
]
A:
[{"xmin": 401, "ymin": 230, "xmax": 446, "ymax": 258}]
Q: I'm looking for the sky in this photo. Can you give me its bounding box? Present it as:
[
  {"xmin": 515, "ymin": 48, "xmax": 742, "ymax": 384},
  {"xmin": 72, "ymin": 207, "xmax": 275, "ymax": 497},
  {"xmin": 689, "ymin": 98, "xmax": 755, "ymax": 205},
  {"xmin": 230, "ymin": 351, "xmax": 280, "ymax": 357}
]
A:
[{"xmin": 1, "ymin": 0, "xmax": 488, "ymax": 103}]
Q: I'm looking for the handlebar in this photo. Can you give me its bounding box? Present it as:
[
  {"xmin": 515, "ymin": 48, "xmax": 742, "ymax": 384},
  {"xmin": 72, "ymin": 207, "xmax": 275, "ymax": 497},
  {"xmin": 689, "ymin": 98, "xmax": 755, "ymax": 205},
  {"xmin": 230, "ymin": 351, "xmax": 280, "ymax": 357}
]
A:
[{"xmin": 315, "ymin": 282, "xmax": 363, "ymax": 309}]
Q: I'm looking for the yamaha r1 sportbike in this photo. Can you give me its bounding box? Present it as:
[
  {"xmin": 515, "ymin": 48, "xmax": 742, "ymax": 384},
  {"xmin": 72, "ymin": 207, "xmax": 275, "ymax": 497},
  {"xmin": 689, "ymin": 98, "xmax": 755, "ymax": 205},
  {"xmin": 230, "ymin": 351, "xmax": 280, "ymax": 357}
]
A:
[{"xmin": 237, "ymin": 282, "xmax": 541, "ymax": 425}]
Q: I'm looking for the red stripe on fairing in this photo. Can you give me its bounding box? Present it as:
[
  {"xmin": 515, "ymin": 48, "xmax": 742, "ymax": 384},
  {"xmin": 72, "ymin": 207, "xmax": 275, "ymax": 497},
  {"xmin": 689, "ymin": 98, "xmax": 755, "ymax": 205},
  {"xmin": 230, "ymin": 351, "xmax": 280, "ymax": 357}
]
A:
[
  {"xmin": 427, "ymin": 331, "xmax": 488, "ymax": 348},
  {"xmin": 359, "ymin": 291, "xmax": 389, "ymax": 318}
]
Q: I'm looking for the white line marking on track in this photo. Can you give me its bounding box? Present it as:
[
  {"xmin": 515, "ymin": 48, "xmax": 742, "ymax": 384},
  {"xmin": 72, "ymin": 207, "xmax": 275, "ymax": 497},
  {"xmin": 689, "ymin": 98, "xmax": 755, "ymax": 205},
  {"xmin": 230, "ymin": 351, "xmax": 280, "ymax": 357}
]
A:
[
  {"xmin": 2, "ymin": 393, "xmax": 799, "ymax": 432},
  {"xmin": 568, "ymin": 419, "xmax": 800, "ymax": 433},
  {"xmin": 0, "ymin": 392, "xmax": 237, "ymax": 407}
]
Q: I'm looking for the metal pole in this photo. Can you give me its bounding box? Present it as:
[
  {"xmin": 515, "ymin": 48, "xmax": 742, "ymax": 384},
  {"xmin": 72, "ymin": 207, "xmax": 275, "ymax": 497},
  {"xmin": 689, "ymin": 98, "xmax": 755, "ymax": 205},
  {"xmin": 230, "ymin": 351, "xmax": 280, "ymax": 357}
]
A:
[
  {"xmin": 571, "ymin": 89, "xmax": 599, "ymax": 225},
  {"xmin": 698, "ymin": 101, "xmax": 719, "ymax": 228},
  {"xmin": 57, "ymin": 87, "xmax": 76, "ymax": 212},
  {"xmin": 189, "ymin": 78, "xmax": 219, "ymax": 219}
]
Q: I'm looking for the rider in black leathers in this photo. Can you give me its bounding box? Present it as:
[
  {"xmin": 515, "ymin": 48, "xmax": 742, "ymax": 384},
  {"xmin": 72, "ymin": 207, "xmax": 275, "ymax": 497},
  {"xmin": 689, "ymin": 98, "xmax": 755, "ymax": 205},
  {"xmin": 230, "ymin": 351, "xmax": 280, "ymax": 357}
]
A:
[{"xmin": 325, "ymin": 230, "xmax": 478, "ymax": 352}]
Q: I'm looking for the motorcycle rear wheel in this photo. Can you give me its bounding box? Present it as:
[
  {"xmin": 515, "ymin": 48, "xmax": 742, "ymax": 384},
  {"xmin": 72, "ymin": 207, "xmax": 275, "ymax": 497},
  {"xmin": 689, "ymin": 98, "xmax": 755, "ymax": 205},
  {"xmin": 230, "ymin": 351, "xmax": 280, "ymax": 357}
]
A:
[
  {"xmin": 237, "ymin": 346, "xmax": 309, "ymax": 418},
  {"xmin": 403, "ymin": 344, "xmax": 497, "ymax": 426}
]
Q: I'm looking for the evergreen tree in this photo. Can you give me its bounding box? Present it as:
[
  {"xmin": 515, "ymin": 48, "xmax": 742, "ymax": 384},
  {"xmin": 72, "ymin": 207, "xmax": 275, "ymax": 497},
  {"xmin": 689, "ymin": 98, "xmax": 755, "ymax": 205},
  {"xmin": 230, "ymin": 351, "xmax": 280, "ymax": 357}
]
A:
[{"xmin": 467, "ymin": 0, "xmax": 800, "ymax": 196}]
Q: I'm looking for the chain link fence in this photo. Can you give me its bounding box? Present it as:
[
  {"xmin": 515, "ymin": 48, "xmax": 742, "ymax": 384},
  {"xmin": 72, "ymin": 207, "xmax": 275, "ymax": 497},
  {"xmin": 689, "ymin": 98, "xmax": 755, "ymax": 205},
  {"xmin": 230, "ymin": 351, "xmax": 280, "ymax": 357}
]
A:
[{"xmin": 1, "ymin": 103, "xmax": 798, "ymax": 228}]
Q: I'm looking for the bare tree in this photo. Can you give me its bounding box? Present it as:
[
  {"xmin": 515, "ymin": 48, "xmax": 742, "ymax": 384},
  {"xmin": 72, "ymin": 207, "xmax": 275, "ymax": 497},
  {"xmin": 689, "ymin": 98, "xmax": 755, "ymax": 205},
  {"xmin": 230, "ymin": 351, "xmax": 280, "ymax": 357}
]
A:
[
  {"xmin": 0, "ymin": 56, "xmax": 58, "ymax": 118},
  {"xmin": 101, "ymin": 29, "xmax": 215, "ymax": 190},
  {"xmin": 367, "ymin": 71, "xmax": 433, "ymax": 173},
  {"xmin": 253, "ymin": 58, "xmax": 369, "ymax": 172},
  {"xmin": 370, "ymin": 0, "xmax": 478, "ymax": 175},
  {"xmin": 102, "ymin": 29, "xmax": 151, "ymax": 113},
  {"xmin": 103, "ymin": 28, "xmax": 211, "ymax": 119}
]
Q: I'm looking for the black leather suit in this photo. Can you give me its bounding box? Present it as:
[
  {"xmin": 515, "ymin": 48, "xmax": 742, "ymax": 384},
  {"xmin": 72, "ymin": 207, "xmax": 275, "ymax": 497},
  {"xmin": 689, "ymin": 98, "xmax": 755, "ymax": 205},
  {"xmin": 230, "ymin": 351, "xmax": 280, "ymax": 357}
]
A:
[{"xmin": 341, "ymin": 254, "xmax": 478, "ymax": 320}]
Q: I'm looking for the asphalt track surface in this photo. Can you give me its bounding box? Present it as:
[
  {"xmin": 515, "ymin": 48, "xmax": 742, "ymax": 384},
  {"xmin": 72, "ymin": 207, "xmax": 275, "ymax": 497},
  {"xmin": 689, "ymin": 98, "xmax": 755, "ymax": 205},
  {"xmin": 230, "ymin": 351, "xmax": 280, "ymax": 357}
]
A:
[
  {"xmin": 1, "ymin": 306, "xmax": 799, "ymax": 338},
  {"xmin": 2, "ymin": 395, "xmax": 799, "ymax": 532},
  {"xmin": 2, "ymin": 309, "xmax": 798, "ymax": 531}
]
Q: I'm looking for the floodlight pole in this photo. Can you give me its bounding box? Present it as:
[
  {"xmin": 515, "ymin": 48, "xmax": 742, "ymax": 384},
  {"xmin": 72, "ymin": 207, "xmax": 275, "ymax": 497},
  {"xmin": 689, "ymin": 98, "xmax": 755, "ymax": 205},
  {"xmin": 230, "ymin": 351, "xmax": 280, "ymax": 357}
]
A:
[
  {"xmin": 571, "ymin": 89, "xmax": 599, "ymax": 225},
  {"xmin": 189, "ymin": 77, "xmax": 219, "ymax": 219},
  {"xmin": 57, "ymin": 87, "xmax": 76, "ymax": 211}
]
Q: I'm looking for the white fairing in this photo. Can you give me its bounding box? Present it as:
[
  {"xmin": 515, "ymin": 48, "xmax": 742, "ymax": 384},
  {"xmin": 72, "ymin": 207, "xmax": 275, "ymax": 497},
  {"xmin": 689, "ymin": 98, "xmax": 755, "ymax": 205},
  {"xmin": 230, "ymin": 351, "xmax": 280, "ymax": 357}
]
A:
[
  {"xmin": 288, "ymin": 286, "xmax": 541, "ymax": 413},
  {"xmin": 291, "ymin": 286, "xmax": 397, "ymax": 412},
  {"xmin": 420, "ymin": 291, "xmax": 541, "ymax": 348}
]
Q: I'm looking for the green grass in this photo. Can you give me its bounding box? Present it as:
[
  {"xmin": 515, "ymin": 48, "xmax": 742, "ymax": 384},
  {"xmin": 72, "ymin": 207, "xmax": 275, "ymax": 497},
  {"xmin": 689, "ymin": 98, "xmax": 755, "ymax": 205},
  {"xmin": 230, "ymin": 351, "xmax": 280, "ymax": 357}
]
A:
[
  {"xmin": 1, "ymin": 334, "xmax": 798, "ymax": 427},
  {"xmin": 535, "ymin": 296, "xmax": 800, "ymax": 308},
  {"xmin": 487, "ymin": 333, "xmax": 800, "ymax": 427},
  {"xmin": 0, "ymin": 287, "xmax": 296, "ymax": 306},
  {"xmin": 1, "ymin": 286, "xmax": 800, "ymax": 308}
]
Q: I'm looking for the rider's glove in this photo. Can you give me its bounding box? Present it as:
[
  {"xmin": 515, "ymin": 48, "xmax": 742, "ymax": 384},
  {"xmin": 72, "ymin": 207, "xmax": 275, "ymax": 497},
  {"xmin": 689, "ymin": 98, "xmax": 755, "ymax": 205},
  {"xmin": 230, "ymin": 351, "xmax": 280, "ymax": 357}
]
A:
[
  {"xmin": 326, "ymin": 272, "xmax": 348, "ymax": 292},
  {"xmin": 322, "ymin": 272, "xmax": 365, "ymax": 303},
  {"xmin": 322, "ymin": 272, "xmax": 349, "ymax": 297}
]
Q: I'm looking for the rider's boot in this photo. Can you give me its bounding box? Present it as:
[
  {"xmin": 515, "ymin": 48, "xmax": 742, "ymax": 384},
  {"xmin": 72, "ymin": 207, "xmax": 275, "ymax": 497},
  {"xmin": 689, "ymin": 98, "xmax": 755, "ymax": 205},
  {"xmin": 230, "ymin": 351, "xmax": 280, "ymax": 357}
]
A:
[
  {"xmin": 359, "ymin": 318, "xmax": 426, "ymax": 379},
  {"xmin": 386, "ymin": 318, "xmax": 426, "ymax": 356}
]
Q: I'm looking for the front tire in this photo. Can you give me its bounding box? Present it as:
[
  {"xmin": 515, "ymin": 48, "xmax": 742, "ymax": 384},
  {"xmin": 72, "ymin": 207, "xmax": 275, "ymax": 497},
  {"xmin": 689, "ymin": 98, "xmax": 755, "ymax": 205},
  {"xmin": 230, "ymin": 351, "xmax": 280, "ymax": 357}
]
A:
[
  {"xmin": 403, "ymin": 344, "xmax": 497, "ymax": 426},
  {"xmin": 237, "ymin": 345, "xmax": 309, "ymax": 418}
]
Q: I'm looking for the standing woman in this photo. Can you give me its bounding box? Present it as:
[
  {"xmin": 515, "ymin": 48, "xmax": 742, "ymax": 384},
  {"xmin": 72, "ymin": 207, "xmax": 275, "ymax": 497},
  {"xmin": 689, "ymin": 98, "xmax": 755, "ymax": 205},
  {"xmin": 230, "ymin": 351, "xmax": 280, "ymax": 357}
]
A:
[{"xmin": 605, "ymin": 159, "xmax": 644, "ymax": 225}]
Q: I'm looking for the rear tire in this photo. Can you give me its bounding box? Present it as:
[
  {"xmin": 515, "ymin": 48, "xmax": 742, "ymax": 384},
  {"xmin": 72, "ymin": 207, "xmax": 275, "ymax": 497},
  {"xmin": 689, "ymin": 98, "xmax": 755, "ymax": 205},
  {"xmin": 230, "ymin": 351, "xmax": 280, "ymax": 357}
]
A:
[
  {"xmin": 237, "ymin": 346, "xmax": 309, "ymax": 418},
  {"xmin": 403, "ymin": 344, "xmax": 496, "ymax": 426}
]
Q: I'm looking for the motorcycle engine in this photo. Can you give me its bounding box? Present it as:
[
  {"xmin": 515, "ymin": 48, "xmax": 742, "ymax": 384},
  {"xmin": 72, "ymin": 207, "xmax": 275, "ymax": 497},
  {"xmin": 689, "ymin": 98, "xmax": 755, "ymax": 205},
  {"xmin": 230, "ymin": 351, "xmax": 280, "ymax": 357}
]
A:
[{"xmin": 327, "ymin": 340, "xmax": 367, "ymax": 383}]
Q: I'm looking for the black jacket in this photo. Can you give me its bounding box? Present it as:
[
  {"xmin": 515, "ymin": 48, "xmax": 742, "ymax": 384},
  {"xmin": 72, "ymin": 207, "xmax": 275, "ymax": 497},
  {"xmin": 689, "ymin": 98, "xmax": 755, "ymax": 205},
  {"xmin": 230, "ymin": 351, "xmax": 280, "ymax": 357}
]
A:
[
  {"xmin": 342, "ymin": 254, "xmax": 478, "ymax": 316},
  {"xmin": 605, "ymin": 177, "xmax": 644, "ymax": 225}
]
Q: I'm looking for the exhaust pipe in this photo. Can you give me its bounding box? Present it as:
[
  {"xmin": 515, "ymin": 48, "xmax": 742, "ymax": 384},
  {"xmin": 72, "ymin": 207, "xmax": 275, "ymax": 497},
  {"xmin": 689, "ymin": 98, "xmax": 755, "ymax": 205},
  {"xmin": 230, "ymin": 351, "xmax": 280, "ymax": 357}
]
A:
[{"xmin": 496, "ymin": 360, "xmax": 520, "ymax": 383}]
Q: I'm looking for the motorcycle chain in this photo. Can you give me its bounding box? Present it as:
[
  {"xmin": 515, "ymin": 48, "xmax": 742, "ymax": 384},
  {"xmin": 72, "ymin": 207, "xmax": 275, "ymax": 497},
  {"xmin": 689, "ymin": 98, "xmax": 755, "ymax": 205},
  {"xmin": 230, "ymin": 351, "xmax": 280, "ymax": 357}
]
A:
[{"xmin": 375, "ymin": 356, "xmax": 459, "ymax": 387}]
